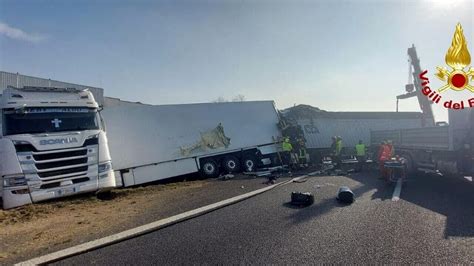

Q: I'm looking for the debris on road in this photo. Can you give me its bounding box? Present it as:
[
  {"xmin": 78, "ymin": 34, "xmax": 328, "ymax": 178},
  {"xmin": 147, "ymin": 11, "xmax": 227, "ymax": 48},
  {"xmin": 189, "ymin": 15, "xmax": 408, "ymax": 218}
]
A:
[
  {"xmin": 221, "ymin": 174, "xmax": 235, "ymax": 180},
  {"xmin": 243, "ymin": 166, "xmax": 286, "ymax": 177},
  {"xmin": 336, "ymin": 186, "xmax": 355, "ymax": 204},
  {"xmin": 290, "ymin": 192, "xmax": 315, "ymax": 206}
]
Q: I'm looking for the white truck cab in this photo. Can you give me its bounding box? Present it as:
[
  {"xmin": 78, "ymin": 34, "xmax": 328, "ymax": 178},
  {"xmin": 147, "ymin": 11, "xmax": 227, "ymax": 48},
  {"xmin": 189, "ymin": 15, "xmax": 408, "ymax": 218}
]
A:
[{"xmin": 0, "ymin": 86, "xmax": 115, "ymax": 209}]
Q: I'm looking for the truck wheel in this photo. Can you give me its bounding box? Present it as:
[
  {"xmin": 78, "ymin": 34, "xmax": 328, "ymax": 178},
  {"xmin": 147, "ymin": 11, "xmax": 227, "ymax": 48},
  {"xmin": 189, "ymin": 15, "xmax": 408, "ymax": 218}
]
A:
[
  {"xmin": 201, "ymin": 160, "xmax": 219, "ymax": 178},
  {"xmin": 96, "ymin": 190, "xmax": 114, "ymax": 200},
  {"xmin": 223, "ymin": 156, "xmax": 241, "ymax": 173},
  {"xmin": 242, "ymin": 156, "xmax": 257, "ymax": 172}
]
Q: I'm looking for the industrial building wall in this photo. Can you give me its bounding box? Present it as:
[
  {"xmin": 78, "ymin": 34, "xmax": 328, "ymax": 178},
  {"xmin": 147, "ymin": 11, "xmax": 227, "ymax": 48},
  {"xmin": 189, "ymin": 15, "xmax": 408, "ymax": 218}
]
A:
[{"xmin": 0, "ymin": 71, "xmax": 104, "ymax": 106}]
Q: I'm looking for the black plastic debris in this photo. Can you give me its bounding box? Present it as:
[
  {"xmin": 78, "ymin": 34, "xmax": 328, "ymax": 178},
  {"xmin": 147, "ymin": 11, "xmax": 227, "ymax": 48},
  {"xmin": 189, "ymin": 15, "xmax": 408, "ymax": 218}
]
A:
[
  {"xmin": 337, "ymin": 186, "xmax": 354, "ymax": 204},
  {"xmin": 290, "ymin": 192, "xmax": 314, "ymax": 206}
]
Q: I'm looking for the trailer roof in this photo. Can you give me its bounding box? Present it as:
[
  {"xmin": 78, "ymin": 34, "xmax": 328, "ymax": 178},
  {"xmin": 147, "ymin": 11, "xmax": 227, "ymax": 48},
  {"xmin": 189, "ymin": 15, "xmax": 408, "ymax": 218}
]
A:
[
  {"xmin": 281, "ymin": 104, "xmax": 423, "ymax": 120},
  {"xmin": 104, "ymin": 96, "xmax": 275, "ymax": 108},
  {"xmin": 308, "ymin": 112, "xmax": 424, "ymax": 119}
]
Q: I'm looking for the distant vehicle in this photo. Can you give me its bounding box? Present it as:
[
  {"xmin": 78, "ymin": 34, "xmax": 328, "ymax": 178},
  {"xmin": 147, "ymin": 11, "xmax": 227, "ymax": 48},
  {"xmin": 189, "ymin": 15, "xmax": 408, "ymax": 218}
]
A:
[
  {"xmin": 101, "ymin": 99, "xmax": 282, "ymax": 187},
  {"xmin": 0, "ymin": 86, "xmax": 116, "ymax": 209},
  {"xmin": 370, "ymin": 109, "xmax": 474, "ymax": 176}
]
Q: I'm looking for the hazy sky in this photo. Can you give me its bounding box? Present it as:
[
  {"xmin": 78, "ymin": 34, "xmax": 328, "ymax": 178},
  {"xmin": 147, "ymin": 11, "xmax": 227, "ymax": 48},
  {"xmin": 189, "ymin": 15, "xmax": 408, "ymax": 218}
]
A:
[{"xmin": 0, "ymin": 0, "xmax": 473, "ymax": 121}]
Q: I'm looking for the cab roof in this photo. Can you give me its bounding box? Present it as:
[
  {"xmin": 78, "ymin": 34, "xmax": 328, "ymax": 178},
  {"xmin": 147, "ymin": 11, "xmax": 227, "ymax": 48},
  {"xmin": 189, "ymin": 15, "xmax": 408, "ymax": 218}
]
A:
[{"xmin": 0, "ymin": 86, "xmax": 99, "ymax": 109}]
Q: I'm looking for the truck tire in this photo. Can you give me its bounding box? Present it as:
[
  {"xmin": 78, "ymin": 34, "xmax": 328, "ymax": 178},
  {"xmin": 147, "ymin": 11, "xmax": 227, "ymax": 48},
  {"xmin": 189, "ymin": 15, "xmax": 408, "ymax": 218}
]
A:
[
  {"xmin": 201, "ymin": 160, "xmax": 220, "ymax": 178},
  {"xmin": 242, "ymin": 155, "xmax": 257, "ymax": 172},
  {"xmin": 96, "ymin": 190, "xmax": 114, "ymax": 200},
  {"xmin": 223, "ymin": 156, "xmax": 241, "ymax": 173}
]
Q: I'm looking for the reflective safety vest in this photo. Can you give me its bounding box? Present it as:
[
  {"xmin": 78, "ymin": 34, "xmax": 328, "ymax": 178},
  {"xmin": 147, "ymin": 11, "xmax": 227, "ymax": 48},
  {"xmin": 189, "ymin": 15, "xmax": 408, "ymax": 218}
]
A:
[
  {"xmin": 335, "ymin": 140, "xmax": 343, "ymax": 155},
  {"xmin": 388, "ymin": 144, "xmax": 395, "ymax": 157},
  {"xmin": 355, "ymin": 144, "xmax": 366, "ymax": 156},
  {"xmin": 282, "ymin": 140, "xmax": 293, "ymax": 152},
  {"xmin": 379, "ymin": 144, "xmax": 391, "ymax": 161}
]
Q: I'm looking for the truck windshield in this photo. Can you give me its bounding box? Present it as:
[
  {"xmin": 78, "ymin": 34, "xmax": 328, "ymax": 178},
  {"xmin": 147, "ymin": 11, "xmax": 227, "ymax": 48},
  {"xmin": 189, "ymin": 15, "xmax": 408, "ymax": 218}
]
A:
[{"xmin": 3, "ymin": 108, "xmax": 99, "ymax": 135}]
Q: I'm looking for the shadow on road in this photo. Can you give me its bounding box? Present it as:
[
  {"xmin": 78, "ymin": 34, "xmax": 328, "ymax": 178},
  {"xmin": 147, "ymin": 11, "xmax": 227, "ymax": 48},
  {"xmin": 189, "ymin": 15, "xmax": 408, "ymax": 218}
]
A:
[
  {"xmin": 401, "ymin": 173, "xmax": 474, "ymax": 238},
  {"xmin": 284, "ymin": 166, "xmax": 474, "ymax": 238}
]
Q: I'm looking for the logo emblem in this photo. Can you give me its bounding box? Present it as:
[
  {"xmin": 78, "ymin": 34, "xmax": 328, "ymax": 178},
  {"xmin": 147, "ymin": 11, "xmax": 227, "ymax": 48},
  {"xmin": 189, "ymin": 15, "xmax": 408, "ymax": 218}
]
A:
[
  {"xmin": 51, "ymin": 118, "xmax": 62, "ymax": 128},
  {"xmin": 39, "ymin": 138, "xmax": 78, "ymax": 145},
  {"xmin": 436, "ymin": 23, "xmax": 474, "ymax": 93}
]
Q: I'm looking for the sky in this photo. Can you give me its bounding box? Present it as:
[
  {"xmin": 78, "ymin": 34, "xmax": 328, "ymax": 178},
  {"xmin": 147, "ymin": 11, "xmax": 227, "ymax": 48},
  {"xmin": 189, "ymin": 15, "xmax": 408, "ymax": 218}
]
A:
[{"xmin": 0, "ymin": 0, "xmax": 473, "ymax": 122}]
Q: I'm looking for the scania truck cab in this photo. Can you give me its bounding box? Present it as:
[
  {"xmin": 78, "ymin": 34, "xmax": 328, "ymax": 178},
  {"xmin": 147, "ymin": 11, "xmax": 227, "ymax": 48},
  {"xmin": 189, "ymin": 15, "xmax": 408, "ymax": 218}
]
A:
[{"xmin": 0, "ymin": 86, "xmax": 115, "ymax": 209}]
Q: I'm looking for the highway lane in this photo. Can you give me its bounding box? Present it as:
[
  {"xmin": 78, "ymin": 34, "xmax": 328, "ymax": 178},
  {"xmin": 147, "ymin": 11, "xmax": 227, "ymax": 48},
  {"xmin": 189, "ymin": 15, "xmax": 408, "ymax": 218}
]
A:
[{"xmin": 54, "ymin": 171, "xmax": 473, "ymax": 264}]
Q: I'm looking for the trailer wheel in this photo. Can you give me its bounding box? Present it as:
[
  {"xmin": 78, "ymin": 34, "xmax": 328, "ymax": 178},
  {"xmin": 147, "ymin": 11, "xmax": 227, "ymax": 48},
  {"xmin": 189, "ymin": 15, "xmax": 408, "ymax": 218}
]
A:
[
  {"xmin": 242, "ymin": 156, "xmax": 257, "ymax": 172},
  {"xmin": 223, "ymin": 156, "xmax": 241, "ymax": 173},
  {"xmin": 201, "ymin": 160, "xmax": 219, "ymax": 178}
]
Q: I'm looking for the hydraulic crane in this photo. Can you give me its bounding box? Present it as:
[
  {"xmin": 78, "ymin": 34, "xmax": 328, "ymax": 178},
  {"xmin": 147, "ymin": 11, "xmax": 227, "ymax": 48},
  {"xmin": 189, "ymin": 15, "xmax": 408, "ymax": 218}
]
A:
[{"xmin": 396, "ymin": 44, "xmax": 435, "ymax": 127}]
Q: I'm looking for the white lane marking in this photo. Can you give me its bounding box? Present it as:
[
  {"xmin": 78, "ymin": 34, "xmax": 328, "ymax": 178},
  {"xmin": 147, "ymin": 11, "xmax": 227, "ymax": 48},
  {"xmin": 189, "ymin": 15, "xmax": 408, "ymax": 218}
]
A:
[
  {"xmin": 17, "ymin": 176, "xmax": 304, "ymax": 266},
  {"xmin": 464, "ymin": 176, "xmax": 472, "ymax": 182},
  {"xmin": 392, "ymin": 178, "xmax": 403, "ymax": 202}
]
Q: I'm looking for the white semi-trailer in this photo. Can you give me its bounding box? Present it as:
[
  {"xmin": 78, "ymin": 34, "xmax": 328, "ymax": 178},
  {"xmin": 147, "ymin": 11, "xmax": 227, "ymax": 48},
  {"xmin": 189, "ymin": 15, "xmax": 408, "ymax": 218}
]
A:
[
  {"xmin": 102, "ymin": 99, "xmax": 282, "ymax": 187},
  {"xmin": 0, "ymin": 86, "xmax": 116, "ymax": 209}
]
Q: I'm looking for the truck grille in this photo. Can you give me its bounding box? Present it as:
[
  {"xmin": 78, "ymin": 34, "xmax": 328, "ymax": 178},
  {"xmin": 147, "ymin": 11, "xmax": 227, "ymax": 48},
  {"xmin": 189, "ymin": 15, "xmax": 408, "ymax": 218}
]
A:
[
  {"xmin": 15, "ymin": 138, "xmax": 99, "ymax": 182},
  {"xmin": 36, "ymin": 158, "xmax": 88, "ymax": 170},
  {"xmin": 38, "ymin": 165, "xmax": 89, "ymax": 178},
  {"xmin": 33, "ymin": 149, "xmax": 87, "ymax": 161}
]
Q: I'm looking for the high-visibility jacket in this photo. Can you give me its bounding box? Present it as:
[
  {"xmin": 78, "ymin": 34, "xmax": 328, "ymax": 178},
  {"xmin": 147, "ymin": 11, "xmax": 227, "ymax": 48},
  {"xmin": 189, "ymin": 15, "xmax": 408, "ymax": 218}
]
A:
[
  {"xmin": 335, "ymin": 139, "xmax": 343, "ymax": 156},
  {"xmin": 379, "ymin": 144, "xmax": 391, "ymax": 161},
  {"xmin": 282, "ymin": 140, "xmax": 293, "ymax": 152},
  {"xmin": 355, "ymin": 144, "xmax": 366, "ymax": 156},
  {"xmin": 388, "ymin": 144, "xmax": 394, "ymax": 157}
]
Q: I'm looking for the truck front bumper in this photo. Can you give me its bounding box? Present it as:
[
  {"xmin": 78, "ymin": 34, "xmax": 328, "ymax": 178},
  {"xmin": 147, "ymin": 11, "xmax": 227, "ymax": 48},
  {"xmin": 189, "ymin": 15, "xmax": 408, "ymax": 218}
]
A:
[
  {"xmin": 2, "ymin": 171, "xmax": 116, "ymax": 209},
  {"xmin": 2, "ymin": 186, "xmax": 32, "ymax": 209}
]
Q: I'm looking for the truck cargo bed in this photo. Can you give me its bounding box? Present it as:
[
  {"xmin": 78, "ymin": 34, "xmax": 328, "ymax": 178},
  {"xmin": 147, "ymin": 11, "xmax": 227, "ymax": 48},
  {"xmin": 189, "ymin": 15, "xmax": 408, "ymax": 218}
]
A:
[{"xmin": 371, "ymin": 126, "xmax": 452, "ymax": 151}]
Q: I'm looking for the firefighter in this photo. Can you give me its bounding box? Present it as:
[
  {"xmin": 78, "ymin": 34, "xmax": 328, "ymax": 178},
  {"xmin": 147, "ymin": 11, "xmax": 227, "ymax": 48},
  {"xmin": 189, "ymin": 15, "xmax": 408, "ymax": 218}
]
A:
[
  {"xmin": 378, "ymin": 140, "xmax": 391, "ymax": 179},
  {"xmin": 336, "ymin": 136, "xmax": 343, "ymax": 156},
  {"xmin": 332, "ymin": 136, "xmax": 343, "ymax": 168},
  {"xmin": 387, "ymin": 140, "xmax": 395, "ymax": 157},
  {"xmin": 330, "ymin": 136, "xmax": 337, "ymax": 155},
  {"xmin": 355, "ymin": 140, "xmax": 366, "ymax": 172},
  {"xmin": 282, "ymin": 137, "xmax": 293, "ymax": 167},
  {"xmin": 297, "ymin": 137, "xmax": 308, "ymax": 167}
]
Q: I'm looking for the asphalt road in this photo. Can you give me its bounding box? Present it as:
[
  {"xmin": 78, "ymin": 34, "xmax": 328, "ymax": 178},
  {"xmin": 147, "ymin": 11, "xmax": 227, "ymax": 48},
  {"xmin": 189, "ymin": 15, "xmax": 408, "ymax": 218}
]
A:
[{"xmin": 54, "ymin": 171, "xmax": 473, "ymax": 264}]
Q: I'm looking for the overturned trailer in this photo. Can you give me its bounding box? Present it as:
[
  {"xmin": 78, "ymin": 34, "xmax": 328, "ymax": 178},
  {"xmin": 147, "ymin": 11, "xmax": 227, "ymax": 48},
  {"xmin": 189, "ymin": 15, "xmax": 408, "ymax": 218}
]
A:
[
  {"xmin": 102, "ymin": 98, "xmax": 282, "ymax": 187},
  {"xmin": 281, "ymin": 105, "xmax": 429, "ymax": 162}
]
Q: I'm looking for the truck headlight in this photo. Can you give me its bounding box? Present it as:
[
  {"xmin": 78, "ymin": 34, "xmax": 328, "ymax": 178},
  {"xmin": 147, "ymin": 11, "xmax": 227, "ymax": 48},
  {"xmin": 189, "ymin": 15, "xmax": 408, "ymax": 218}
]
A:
[
  {"xmin": 98, "ymin": 161, "xmax": 112, "ymax": 173},
  {"xmin": 86, "ymin": 134, "xmax": 99, "ymax": 139},
  {"xmin": 12, "ymin": 140, "xmax": 31, "ymax": 145},
  {"xmin": 3, "ymin": 175, "xmax": 27, "ymax": 187}
]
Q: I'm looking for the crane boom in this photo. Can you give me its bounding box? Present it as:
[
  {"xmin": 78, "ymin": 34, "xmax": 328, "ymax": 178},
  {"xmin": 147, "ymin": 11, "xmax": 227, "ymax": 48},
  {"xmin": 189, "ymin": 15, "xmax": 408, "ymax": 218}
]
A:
[{"xmin": 397, "ymin": 44, "xmax": 434, "ymax": 126}]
